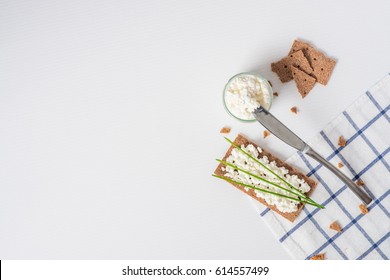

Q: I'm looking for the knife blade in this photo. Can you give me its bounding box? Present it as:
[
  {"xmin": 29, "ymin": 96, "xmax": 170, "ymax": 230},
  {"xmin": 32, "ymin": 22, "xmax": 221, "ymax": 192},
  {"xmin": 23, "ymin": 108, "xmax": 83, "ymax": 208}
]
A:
[{"xmin": 253, "ymin": 106, "xmax": 309, "ymax": 152}]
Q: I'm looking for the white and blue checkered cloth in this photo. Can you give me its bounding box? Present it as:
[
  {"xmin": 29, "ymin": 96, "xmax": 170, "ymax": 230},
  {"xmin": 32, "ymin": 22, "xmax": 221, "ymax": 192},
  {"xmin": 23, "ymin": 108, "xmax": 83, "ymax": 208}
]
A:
[{"xmin": 253, "ymin": 73, "xmax": 390, "ymax": 260}]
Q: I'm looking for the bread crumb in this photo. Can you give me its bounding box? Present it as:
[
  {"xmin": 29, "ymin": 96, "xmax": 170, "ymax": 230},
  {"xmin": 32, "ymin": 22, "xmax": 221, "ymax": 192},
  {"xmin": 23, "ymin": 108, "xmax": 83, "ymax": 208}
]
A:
[
  {"xmin": 338, "ymin": 136, "xmax": 347, "ymax": 147},
  {"xmin": 263, "ymin": 130, "xmax": 271, "ymax": 138},
  {"xmin": 329, "ymin": 221, "xmax": 342, "ymax": 232},
  {"xmin": 290, "ymin": 106, "xmax": 298, "ymax": 114},
  {"xmin": 356, "ymin": 179, "xmax": 365, "ymax": 186},
  {"xmin": 220, "ymin": 127, "xmax": 231, "ymax": 134},
  {"xmin": 337, "ymin": 162, "xmax": 344, "ymax": 168},
  {"xmin": 310, "ymin": 253, "xmax": 325, "ymax": 260},
  {"xmin": 359, "ymin": 204, "xmax": 369, "ymax": 214},
  {"xmin": 273, "ymin": 92, "xmax": 279, "ymax": 97}
]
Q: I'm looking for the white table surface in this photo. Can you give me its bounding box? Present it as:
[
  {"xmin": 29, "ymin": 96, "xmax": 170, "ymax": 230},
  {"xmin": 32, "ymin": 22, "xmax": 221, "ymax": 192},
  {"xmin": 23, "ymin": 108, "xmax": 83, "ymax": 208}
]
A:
[{"xmin": 1, "ymin": 0, "xmax": 389, "ymax": 259}]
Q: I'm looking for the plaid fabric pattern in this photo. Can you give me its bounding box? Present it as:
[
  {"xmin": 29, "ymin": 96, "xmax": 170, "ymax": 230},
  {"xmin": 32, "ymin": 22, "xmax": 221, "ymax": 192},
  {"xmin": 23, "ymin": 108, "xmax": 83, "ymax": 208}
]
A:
[{"xmin": 253, "ymin": 73, "xmax": 390, "ymax": 260}]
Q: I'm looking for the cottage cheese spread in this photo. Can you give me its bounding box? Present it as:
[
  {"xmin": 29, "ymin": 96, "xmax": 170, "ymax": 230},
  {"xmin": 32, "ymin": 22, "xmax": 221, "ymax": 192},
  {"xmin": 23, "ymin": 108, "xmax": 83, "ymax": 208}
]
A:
[
  {"xmin": 224, "ymin": 74, "xmax": 272, "ymax": 121},
  {"xmin": 224, "ymin": 144, "xmax": 311, "ymax": 213}
]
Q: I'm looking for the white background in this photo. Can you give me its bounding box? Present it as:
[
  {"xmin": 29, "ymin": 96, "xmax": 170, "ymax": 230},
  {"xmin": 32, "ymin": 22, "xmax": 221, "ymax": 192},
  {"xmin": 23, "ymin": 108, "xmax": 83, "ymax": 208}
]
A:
[
  {"xmin": 0, "ymin": 0, "xmax": 389, "ymax": 259},
  {"xmin": 2, "ymin": 260, "xmax": 388, "ymax": 279}
]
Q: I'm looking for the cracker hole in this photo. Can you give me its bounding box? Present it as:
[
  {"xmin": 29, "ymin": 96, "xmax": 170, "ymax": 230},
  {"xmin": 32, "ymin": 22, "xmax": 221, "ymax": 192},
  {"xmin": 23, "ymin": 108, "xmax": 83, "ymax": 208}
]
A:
[
  {"xmin": 297, "ymin": 65, "xmax": 300, "ymax": 68},
  {"xmin": 290, "ymin": 55, "xmax": 293, "ymax": 58},
  {"xmin": 304, "ymin": 79, "xmax": 307, "ymax": 81},
  {"xmin": 284, "ymin": 65, "xmax": 287, "ymax": 68},
  {"xmin": 321, "ymin": 68, "xmax": 324, "ymax": 71},
  {"xmin": 314, "ymin": 58, "xmax": 317, "ymax": 61}
]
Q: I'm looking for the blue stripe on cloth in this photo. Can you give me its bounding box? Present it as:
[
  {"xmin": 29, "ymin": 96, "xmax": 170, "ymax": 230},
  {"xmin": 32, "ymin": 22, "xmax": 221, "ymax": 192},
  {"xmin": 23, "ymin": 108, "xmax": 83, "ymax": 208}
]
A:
[
  {"xmin": 260, "ymin": 90, "xmax": 389, "ymax": 259},
  {"xmin": 343, "ymin": 111, "xmax": 390, "ymax": 171},
  {"xmin": 279, "ymin": 186, "xmax": 345, "ymax": 242},
  {"xmin": 303, "ymin": 207, "xmax": 349, "ymax": 259},
  {"xmin": 306, "ymin": 189, "xmax": 390, "ymax": 260},
  {"xmin": 319, "ymin": 133, "xmax": 388, "ymax": 259},
  {"xmin": 278, "ymin": 147, "xmax": 390, "ymax": 242},
  {"xmin": 358, "ymin": 182, "xmax": 390, "ymax": 219},
  {"xmin": 357, "ymin": 231, "xmax": 390, "ymax": 260},
  {"xmin": 350, "ymin": 148, "xmax": 390, "ymax": 220},
  {"xmin": 298, "ymin": 154, "xmax": 353, "ymax": 259},
  {"xmin": 366, "ymin": 91, "xmax": 390, "ymax": 122},
  {"xmin": 306, "ymin": 104, "xmax": 389, "ymax": 177},
  {"xmin": 260, "ymin": 208, "xmax": 270, "ymax": 216},
  {"xmin": 352, "ymin": 146, "xmax": 390, "ymax": 183},
  {"xmin": 320, "ymin": 131, "xmax": 390, "ymax": 219},
  {"xmin": 320, "ymin": 131, "xmax": 360, "ymax": 175}
]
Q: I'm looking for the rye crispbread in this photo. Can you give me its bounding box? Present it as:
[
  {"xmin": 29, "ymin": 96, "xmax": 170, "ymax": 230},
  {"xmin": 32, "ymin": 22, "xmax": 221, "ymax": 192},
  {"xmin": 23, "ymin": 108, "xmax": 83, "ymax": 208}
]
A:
[
  {"xmin": 271, "ymin": 50, "xmax": 313, "ymax": 83},
  {"xmin": 214, "ymin": 134, "xmax": 317, "ymax": 222},
  {"xmin": 291, "ymin": 66, "xmax": 317, "ymax": 98},
  {"xmin": 289, "ymin": 40, "xmax": 336, "ymax": 85}
]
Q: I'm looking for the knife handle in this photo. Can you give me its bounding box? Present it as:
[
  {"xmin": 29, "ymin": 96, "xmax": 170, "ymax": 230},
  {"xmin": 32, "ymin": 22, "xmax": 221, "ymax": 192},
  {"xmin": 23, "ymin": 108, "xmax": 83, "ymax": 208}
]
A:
[{"xmin": 305, "ymin": 147, "xmax": 373, "ymax": 205}]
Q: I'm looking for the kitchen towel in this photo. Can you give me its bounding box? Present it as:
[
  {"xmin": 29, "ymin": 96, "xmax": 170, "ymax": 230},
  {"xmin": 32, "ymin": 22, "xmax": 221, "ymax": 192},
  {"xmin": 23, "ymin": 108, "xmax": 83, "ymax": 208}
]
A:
[{"xmin": 253, "ymin": 73, "xmax": 390, "ymax": 259}]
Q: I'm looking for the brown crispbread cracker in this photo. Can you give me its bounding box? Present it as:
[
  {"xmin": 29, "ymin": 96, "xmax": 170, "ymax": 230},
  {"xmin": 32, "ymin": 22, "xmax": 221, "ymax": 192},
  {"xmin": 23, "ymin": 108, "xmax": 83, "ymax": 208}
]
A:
[
  {"xmin": 289, "ymin": 50, "xmax": 314, "ymax": 74},
  {"xmin": 306, "ymin": 48, "xmax": 336, "ymax": 85},
  {"xmin": 271, "ymin": 50, "xmax": 313, "ymax": 83},
  {"xmin": 289, "ymin": 40, "xmax": 336, "ymax": 85},
  {"xmin": 214, "ymin": 134, "xmax": 317, "ymax": 222},
  {"xmin": 291, "ymin": 66, "xmax": 317, "ymax": 98},
  {"xmin": 271, "ymin": 58, "xmax": 291, "ymax": 83},
  {"xmin": 289, "ymin": 40, "xmax": 312, "ymax": 56}
]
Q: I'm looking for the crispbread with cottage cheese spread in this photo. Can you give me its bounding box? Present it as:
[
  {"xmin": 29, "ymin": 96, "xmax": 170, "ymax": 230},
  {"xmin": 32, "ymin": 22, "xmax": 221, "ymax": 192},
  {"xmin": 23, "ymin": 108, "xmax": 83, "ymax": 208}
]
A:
[{"xmin": 214, "ymin": 134, "xmax": 317, "ymax": 222}]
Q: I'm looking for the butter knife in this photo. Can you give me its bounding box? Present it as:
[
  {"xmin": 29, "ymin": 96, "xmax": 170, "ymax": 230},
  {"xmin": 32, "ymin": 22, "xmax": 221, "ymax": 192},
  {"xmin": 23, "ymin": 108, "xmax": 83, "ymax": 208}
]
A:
[{"xmin": 253, "ymin": 106, "xmax": 372, "ymax": 204}]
